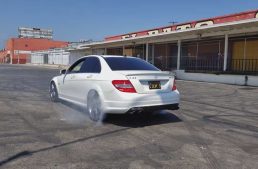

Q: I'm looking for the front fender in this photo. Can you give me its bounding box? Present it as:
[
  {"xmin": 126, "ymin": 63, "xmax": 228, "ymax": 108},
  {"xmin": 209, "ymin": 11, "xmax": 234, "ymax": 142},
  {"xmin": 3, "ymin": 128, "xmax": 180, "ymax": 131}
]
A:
[{"xmin": 50, "ymin": 76, "xmax": 61, "ymax": 94}]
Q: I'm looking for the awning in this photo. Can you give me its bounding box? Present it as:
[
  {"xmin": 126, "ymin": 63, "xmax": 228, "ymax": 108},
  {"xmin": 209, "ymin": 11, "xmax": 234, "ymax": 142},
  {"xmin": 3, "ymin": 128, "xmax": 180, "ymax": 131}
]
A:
[{"xmin": 79, "ymin": 18, "xmax": 258, "ymax": 49}]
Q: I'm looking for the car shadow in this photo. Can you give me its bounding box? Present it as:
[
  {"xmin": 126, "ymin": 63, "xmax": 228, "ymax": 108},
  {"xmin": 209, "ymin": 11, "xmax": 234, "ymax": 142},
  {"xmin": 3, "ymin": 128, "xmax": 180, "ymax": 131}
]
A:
[
  {"xmin": 59, "ymin": 100, "xmax": 182, "ymax": 127},
  {"xmin": 103, "ymin": 111, "xmax": 182, "ymax": 128}
]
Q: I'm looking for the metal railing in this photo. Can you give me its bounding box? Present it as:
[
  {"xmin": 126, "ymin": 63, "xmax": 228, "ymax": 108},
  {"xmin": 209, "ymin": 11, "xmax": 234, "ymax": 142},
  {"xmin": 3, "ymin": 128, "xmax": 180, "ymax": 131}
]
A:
[
  {"xmin": 181, "ymin": 57, "xmax": 223, "ymax": 72},
  {"xmin": 180, "ymin": 57, "xmax": 258, "ymax": 74},
  {"xmin": 228, "ymin": 59, "xmax": 258, "ymax": 73}
]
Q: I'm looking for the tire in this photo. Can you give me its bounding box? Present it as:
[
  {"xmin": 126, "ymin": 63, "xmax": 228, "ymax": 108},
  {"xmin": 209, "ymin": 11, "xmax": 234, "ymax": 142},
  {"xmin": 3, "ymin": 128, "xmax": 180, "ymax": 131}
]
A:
[
  {"xmin": 49, "ymin": 82, "xmax": 59, "ymax": 102},
  {"xmin": 87, "ymin": 91, "xmax": 104, "ymax": 122}
]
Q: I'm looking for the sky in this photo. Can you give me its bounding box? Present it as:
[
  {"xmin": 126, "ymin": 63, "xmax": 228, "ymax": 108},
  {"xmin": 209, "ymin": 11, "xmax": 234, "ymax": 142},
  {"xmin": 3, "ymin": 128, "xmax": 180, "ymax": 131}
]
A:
[{"xmin": 0, "ymin": 0, "xmax": 258, "ymax": 48}]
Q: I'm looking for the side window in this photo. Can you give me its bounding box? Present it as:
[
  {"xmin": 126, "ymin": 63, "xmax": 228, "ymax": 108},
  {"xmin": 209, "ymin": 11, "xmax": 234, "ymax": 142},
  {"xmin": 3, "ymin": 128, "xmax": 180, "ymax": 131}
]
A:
[
  {"xmin": 80, "ymin": 57, "xmax": 101, "ymax": 73},
  {"xmin": 68, "ymin": 59, "xmax": 85, "ymax": 73}
]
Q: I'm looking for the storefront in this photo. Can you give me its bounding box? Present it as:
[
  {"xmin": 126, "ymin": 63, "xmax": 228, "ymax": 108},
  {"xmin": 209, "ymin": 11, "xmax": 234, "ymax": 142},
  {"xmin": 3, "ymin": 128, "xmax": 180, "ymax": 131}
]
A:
[
  {"xmin": 79, "ymin": 9, "xmax": 258, "ymax": 80},
  {"xmin": 180, "ymin": 39, "xmax": 224, "ymax": 72},
  {"xmin": 228, "ymin": 36, "xmax": 258, "ymax": 73},
  {"xmin": 75, "ymin": 10, "xmax": 258, "ymax": 85}
]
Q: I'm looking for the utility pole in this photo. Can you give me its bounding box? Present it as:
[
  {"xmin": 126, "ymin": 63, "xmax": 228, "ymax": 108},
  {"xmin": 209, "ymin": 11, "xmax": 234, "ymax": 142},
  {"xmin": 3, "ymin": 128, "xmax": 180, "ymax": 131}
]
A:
[{"xmin": 169, "ymin": 21, "xmax": 178, "ymax": 25}]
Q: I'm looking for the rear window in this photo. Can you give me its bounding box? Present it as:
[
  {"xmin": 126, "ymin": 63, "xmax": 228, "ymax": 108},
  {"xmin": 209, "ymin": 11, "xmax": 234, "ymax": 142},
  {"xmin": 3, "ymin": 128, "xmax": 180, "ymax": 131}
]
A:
[{"xmin": 104, "ymin": 57, "xmax": 159, "ymax": 71}]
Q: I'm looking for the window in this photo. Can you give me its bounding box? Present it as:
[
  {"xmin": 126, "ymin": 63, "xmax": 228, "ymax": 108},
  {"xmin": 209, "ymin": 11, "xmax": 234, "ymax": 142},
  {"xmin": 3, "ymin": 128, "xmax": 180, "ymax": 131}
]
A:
[
  {"xmin": 80, "ymin": 57, "xmax": 101, "ymax": 73},
  {"xmin": 154, "ymin": 43, "xmax": 178, "ymax": 70},
  {"xmin": 68, "ymin": 59, "xmax": 85, "ymax": 73},
  {"xmin": 180, "ymin": 40, "xmax": 224, "ymax": 71},
  {"xmin": 105, "ymin": 57, "xmax": 159, "ymax": 71},
  {"xmin": 106, "ymin": 48, "xmax": 123, "ymax": 55}
]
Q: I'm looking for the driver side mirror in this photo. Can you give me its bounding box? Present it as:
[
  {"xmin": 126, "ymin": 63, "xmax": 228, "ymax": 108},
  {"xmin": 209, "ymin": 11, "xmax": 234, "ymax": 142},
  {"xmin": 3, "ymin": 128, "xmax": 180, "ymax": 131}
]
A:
[{"xmin": 60, "ymin": 69, "xmax": 66, "ymax": 75}]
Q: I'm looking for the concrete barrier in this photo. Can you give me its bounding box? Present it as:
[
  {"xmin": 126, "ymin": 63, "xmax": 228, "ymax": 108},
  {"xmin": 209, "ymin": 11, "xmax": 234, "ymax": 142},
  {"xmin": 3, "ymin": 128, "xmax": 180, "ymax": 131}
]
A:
[{"xmin": 175, "ymin": 70, "xmax": 258, "ymax": 87}]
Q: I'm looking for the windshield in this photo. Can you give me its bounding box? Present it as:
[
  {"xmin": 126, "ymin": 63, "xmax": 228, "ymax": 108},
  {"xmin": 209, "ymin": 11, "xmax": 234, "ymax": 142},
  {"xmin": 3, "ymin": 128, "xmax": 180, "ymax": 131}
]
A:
[{"xmin": 104, "ymin": 57, "xmax": 160, "ymax": 71}]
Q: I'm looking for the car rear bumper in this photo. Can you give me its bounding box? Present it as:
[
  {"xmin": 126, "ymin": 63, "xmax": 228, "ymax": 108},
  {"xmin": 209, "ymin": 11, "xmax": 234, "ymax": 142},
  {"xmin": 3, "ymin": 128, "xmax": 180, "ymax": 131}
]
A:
[
  {"xmin": 102, "ymin": 90, "xmax": 180, "ymax": 114},
  {"xmin": 126, "ymin": 103, "xmax": 179, "ymax": 113}
]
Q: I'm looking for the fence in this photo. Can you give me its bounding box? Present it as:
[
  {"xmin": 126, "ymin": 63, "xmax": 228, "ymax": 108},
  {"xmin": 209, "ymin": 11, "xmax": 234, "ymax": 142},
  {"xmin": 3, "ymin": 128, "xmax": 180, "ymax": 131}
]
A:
[
  {"xmin": 228, "ymin": 59, "xmax": 258, "ymax": 74},
  {"xmin": 181, "ymin": 57, "xmax": 223, "ymax": 72},
  {"xmin": 180, "ymin": 57, "xmax": 258, "ymax": 74}
]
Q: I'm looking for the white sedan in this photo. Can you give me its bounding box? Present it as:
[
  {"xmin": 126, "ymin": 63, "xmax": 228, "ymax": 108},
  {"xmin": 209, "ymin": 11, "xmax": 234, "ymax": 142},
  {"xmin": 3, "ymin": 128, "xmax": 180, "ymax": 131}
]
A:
[{"xmin": 50, "ymin": 55, "xmax": 180, "ymax": 121}]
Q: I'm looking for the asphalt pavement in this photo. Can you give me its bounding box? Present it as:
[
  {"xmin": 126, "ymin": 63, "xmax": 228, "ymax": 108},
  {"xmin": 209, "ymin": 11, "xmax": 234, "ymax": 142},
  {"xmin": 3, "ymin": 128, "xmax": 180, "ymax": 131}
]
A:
[{"xmin": 0, "ymin": 64, "xmax": 258, "ymax": 169}]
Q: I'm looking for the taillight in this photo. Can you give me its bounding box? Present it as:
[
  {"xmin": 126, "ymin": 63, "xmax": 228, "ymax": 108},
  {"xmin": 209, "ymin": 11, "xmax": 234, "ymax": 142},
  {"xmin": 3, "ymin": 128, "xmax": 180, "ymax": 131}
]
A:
[
  {"xmin": 172, "ymin": 79, "xmax": 177, "ymax": 91},
  {"xmin": 112, "ymin": 80, "xmax": 137, "ymax": 93}
]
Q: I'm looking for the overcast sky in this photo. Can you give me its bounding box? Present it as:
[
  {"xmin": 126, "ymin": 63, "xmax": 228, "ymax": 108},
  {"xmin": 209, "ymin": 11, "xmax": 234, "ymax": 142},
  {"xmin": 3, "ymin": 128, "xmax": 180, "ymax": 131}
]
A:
[{"xmin": 0, "ymin": 0, "xmax": 257, "ymax": 48}]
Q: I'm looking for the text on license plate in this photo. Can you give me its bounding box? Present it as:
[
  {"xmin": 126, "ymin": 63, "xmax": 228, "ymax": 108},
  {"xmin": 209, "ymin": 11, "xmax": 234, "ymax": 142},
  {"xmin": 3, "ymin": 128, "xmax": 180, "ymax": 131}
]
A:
[{"xmin": 148, "ymin": 81, "xmax": 161, "ymax": 89}]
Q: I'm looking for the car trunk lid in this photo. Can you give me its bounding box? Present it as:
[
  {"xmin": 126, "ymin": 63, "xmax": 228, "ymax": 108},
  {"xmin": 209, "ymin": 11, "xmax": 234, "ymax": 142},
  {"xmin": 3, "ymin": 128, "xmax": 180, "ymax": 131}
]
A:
[{"xmin": 116, "ymin": 71, "xmax": 175, "ymax": 94}]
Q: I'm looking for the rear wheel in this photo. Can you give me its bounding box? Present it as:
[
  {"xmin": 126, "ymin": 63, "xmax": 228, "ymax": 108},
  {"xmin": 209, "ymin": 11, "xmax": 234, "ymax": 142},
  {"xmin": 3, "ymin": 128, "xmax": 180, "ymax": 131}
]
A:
[
  {"xmin": 49, "ymin": 82, "xmax": 59, "ymax": 102},
  {"xmin": 87, "ymin": 92, "xmax": 104, "ymax": 122}
]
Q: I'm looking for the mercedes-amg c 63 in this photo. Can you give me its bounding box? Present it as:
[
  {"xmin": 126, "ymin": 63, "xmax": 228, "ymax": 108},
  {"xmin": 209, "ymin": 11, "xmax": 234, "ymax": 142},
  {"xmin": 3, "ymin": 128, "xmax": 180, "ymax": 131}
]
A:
[{"xmin": 50, "ymin": 55, "xmax": 180, "ymax": 121}]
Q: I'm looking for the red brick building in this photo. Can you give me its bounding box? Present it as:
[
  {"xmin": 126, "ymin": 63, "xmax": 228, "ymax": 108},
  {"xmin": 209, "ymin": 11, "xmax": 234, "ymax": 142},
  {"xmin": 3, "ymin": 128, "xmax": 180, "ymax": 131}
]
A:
[{"xmin": 0, "ymin": 38, "xmax": 68, "ymax": 64}]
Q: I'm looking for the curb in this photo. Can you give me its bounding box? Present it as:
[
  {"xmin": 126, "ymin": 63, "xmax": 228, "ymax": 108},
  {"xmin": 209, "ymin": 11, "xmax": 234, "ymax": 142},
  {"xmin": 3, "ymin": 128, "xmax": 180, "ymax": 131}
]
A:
[{"xmin": 25, "ymin": 64, "xmax": 69, "ymax": 69}]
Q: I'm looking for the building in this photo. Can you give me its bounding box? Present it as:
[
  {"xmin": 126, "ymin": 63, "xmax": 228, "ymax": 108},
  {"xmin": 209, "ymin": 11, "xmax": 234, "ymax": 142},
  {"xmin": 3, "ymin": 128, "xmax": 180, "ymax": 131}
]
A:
[
  {"xmin": 18, "ymin": 27, "xmax": 53, "ymax": 39},
  {"xmin": 0, "ymin": 38, "xmax": 68, "ymax": 64},
  {"xmin": 30, "ymin": 42, "xmax": 92, "ymax": 65},
  {"xmin": 77, "ymin": 9, "xmax": 258, "ymax": 86},
  {"xmin": 31, "ymin": 48, "xmax": 70, "ymax": 65},
  {"xmin": 0, "ymin": 27, "xmax": 68, "ymax": 64}
]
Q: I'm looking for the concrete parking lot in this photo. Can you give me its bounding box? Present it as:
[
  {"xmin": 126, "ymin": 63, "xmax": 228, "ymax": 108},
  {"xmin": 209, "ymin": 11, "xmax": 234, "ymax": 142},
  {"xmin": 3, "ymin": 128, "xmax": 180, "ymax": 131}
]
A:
[{"xmin": 0, "ymin": 64, "xmax": 258, "ymax": 169}]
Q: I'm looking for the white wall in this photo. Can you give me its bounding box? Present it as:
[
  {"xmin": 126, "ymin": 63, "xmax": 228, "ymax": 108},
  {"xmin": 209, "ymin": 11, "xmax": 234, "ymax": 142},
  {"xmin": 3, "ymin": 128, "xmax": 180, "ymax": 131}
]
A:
[
  {"xmin": 31, "ymin": 53, "xmax": 44, "ymax": 64},
  {"xmin": 175, "ymin": 70, "xmax": 258, "ymax": 87},
  {"xmin": 69, "ymin": 50, "xmax": 85, "ymax": 65},
  {"xmin": 31, "ymin": 49, "xmax": 70, "ymax": 65},
  {"xmin": 69, "ymin": 49, "xmax": 92, "ymax": 65},
  {"xmin": 48, "ymin": 51, "xmax": 69, "ymax": 65}
]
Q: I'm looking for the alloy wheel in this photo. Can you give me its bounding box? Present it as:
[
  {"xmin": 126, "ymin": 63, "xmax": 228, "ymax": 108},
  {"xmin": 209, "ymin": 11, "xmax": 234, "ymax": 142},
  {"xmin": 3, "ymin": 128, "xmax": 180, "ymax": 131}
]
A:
[{"xmin": 87, "ymin": 93, "xmax": 102, "ymax": 122}]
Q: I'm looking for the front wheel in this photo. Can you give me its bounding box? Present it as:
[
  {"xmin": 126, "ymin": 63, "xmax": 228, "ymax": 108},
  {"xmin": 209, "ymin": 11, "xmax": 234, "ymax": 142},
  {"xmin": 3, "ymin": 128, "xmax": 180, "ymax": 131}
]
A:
[
  {"xmin": 87, "ymin": 92, "xmax": 104, "ymax": 122},
  {"xmin": 49, "ymin": 82, "xmax": 59, "ymax": 102}
]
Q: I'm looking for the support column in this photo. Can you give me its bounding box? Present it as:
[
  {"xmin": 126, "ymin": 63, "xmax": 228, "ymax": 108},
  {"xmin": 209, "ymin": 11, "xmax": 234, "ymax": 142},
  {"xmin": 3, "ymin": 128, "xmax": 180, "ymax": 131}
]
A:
[
  {"xmin": 122, "ymin": 45, "xmax": 125, "ymax": 56},
  {"xmin": 177, "ymin": 40, "xmax": 181, "ymax": 70},
  {"xmin": 10, "ymin": 39, "xmax": 14, "ymax": 64},
  {"xmin": 223, "ymin": 34, "xmax": 229, "ymax": 71},
  {"xmin": 152, "ymin": 44, "xmax": 155, "ymax": 64},
  {"xmin": 10, "ymin": 53, "xmax": 13, "ymax": 64},
  {"xmin": 145, "ymin": 43, "xmax": 149, "ymax": 62},
  {"xmin": 104, "ymin": 48, "xmax": 107, "ymax": 55}
]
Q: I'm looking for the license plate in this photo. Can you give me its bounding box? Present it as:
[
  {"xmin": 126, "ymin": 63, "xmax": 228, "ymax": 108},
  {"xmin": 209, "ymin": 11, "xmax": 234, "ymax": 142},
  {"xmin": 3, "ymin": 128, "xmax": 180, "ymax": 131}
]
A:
[{"xmin": 148, "ymin": 81, "xmax": 161, "ymax": 89}]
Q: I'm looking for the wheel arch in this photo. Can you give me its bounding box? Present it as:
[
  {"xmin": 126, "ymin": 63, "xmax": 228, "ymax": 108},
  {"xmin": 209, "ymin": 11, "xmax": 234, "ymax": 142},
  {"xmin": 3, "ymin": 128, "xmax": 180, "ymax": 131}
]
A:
[
  {"xmin": 86, "ymin": 86, "xmax": 105, "ymax": 106},
  {"xmin": 50, "ymin": 77, "xmax": 60, "ymax": 94}
]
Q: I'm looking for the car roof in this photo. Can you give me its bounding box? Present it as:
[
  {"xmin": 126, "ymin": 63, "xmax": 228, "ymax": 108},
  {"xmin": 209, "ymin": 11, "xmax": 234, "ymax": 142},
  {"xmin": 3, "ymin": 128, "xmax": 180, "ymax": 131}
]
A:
[
  {"xmin": 100, "ymin": 55, "xmax": 135, "ymax": 58},
  {"xmin": 82, "ymin": 55, "xmax": 136, "ymax": 58}
]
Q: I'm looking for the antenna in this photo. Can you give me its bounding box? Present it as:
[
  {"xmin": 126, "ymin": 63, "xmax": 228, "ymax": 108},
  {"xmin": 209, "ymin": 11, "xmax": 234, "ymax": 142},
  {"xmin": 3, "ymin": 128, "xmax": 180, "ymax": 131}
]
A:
[{"xmin": 169, "ymin": 21, "xmax": 178, "ymax": 25}]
